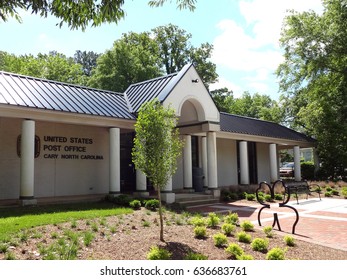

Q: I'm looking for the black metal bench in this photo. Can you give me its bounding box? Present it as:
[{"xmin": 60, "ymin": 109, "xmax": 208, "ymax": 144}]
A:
[{"xmin": 281, "ymin": 180, "xmax": 321, "ymax": 204}]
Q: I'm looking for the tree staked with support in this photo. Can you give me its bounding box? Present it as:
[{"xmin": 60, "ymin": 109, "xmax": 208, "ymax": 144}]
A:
[{"xmin": 132, "ymin": 99, "xmax": 183, "ymax": 242}]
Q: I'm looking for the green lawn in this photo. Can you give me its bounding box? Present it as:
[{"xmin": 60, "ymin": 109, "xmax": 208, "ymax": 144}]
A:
[{"xmin": 0, "ymin": 202, "xmax": 132, "ymax": 241}]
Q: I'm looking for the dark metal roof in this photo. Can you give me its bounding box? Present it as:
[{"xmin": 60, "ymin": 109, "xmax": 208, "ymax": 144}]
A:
[
  {"xmin": 0, "ymin": 71, "xmax": 135, "ymax": 120},
  {"xmin": 220, "ymin": 112, "xmax": 315, "ymax": 143},
  {"xmin": 124, "ymin": 63, "xmax": 193, "ymax": 113}
]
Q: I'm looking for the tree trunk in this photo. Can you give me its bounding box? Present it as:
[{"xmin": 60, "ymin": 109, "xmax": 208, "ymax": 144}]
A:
[{"xmin": 157, "ymin": 186, "xmax": 165, "ymax": 242}]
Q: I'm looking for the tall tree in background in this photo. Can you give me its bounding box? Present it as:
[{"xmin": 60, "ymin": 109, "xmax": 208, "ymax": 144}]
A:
[
  {"xmin": 0, "ymin": 51, "xmax": 86, "ymax": 85},
  {"xmin": 88, "ymin": 32, "xmax": 162, "ymax": 92},
  {"xmin": 277, "ymin": 0, "xmax": 347, "ymax": 179},
  {"xmin": 152, "ymin": 24, "xmax": 218, "ymax": 87},
  {"xmin": 210, "ymin": 89, "xmax": 284, "ymax": 123},
  {"xmin": 0, "ymin": 0, "xmax": 196, "ymax": 30},
  {"xmin": 74, "ymin": 50, "xmax": 100, "ymax": 77},
  {"xmin": 132, "ymin": 99, "xmax": 183, "ymax": 242}
]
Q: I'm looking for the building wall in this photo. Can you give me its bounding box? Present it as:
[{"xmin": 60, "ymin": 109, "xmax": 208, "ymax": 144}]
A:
[
  {"xmin": 0, "ymin": 117, "xmax": 110, "ymax": 200},
  {"xmin": 256, "ymin": 143, "xmax": 271, "ymax": 183},
  {"xmin": 0, "ymin": 117, "xmax": 21, "ymax": 199},
  {"xmin": 217, "ymin": 138, "xmax": 238, "ymax": 186}
]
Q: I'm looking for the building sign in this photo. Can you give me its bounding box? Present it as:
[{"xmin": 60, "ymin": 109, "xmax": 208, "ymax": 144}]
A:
[{"xmin": 42, "ymin": 136, "xmax": 104, "ymax": 160}]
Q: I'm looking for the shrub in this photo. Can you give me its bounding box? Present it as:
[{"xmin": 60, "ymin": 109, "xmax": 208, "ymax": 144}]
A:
[
  {"xmin": 263, "ymin": 226, "xmax": 274, "ymax": 238},
  {"xmin": 145, "ymin": 199, "xmax": 159, "ymax": 211},
  {"xmin": 240, "ymin": 220, "xmax": 254, "ymax": 231},
  {"xmin": 342, "ymin": 187, "xmax": 347, "ymax": 198},
  {"xmin": 129, "ymin": 199, "xmax": 141, "ymax": 210},
  {"xmin": 251, "ymin": 238, "xmax": 269, "ymax": 252},
  {"xmin": 206, "ymin": 212, "xmax": 220, "ymax": 228},
  {"xmin": 264, "ymin": 194, "xmax": 273, "ymax": 202},
  {"xmin": 266, "ymin": 247, "xmax": 286, "ymax": 260},
  {"xmin": 283, "ymin": 235, "xmax": 295, "ymax": 247},
  {"xmin": 189, "ymin": 216, "xmax": 206, "ymax": 227},
  {"xmin": 194, "ymin": 226, "xmax": 207, "ymax": 239},
  {"xmin": 301, "ymin": 161, "xmax": 315, "ymax": 180},
  {"xmin": 324, "ymin": 191, "xmax": 332, "ymax": 197},
  {"xmin": 221, "ymin": 223, "xmax": 236, "ymax": 236},
  {"xmin": 147, "ymin": 246, "xmax": 171, "ymax": 260},
  {"xmin": 224, "ymin": 212, "xmax": 239, "ymax": 225},
  {"xmin": 184, "ymin": 251, "xmax": 208, "ymax": 260},
  {"xmin": 237, "ymin": 254, "xmax": 254, "ymax": 260},
  {"xmin": 108, "ymin": 194, "xmax": 132, "ymax": 206},
  {"xmin": 225, "ymin": 243, "xmax": 244, "ymax": 259},
  {"xmin": 331, "ymin": 189, "xmax": 339, "ymax": 196},
  {"xmin": 245, "ymin": 193, "xmax": 256, "ymax": 201},
  {"xmin": 236, "ymin": 231, "xmax": 252, "ymax": 243},
  {"xmin": 213, "ymin": 233, "xmax": 228, "ymax": 247},
  {"xmin": 274, "ymin": 193, "xmax": 284, "ymax": 201}
]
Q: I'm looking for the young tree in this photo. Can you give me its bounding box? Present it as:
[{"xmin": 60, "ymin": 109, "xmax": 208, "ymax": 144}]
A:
[{"xmin": 132, "ymin": 99, "xmax": 183, "ymax": 242}]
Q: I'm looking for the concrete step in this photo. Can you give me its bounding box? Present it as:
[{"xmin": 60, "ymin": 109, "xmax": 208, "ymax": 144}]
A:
[{"xmin": 175, "ymin": 193, "xmax": 220, "ymax": 207}]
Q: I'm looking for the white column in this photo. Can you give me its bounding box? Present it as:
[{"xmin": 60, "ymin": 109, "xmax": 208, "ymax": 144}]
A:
[
  {"xmin": 20, "ymin": 119, "xmax": 35, "ymax": 199},
  {"xmin": 134, "ymin": 169, "xmax": 149, "ymax": 197},
  {"xmin": 201, "ymin": 136, "xmax": 208, "ymax": 187},
  {"xmin": 293, "ymin": 145, "xmax": 301, "ymax": 181},
  {"xmin": 239, "ymin": 141, "xmax": 249, "ymax": 185},
  {"xmin": 183, "ymin": 135, "xmax": 192, "ymax": 189},
  {"xmin": 161, "ymin": 176, "xmax": 175, "ymax": 204},
  {"xmin": 269, "ymin": 143, "xmax": 278, "ymax": 182},
  {"xmin": 207, "ymin": 132, "xmax": 218, "ymax": 189},
  {"xmin": 109, "ymin": 128, "xmax": 120, "ymax": 194},
  {"xmin": 136, "ymin": 169, "xmax": 147, "ymax": 191}
]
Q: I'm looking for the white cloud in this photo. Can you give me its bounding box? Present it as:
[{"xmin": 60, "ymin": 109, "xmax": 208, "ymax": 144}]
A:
[
  {"xmin": 209, "ymin": 77, "xmax": 243, "ymax": 98},
  {"xmin": 211, "ymin": 0, "xmax": 323, "ymax": 98}
]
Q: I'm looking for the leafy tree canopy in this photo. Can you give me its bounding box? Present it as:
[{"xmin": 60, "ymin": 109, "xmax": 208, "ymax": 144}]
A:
[
  {"xmin": 276, "ymin": 0, "xmax": 347, "ymax": 179},
  {"xmin": 0, "ymin": 0, "xmax": 196, "ymax": 30},
  {"xmin": 210, "ymin": 89, "xmax": 284, "ymax": 123},
  {"xmin": 0, "ymin": 50, "xmax": 87, "ymax": 85},
  {"xmin": 88, "ymin": 31, "xmax": 163, "ymax": 92}
]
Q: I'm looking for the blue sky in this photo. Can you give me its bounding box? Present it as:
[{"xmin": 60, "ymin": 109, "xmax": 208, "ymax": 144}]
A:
[{"xmin": 0, "ymin": 0, "xmax": 323, "ymax": 100}]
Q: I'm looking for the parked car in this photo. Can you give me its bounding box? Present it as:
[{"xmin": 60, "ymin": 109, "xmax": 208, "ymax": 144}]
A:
[{"xmin": 280, "ymin": 162, "xmax": 294, "ymax": 177}]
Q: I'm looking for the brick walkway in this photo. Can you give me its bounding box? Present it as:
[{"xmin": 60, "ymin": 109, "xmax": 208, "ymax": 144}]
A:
[{"xmin": 185, "ymin": 198, "xmax": 347, "ymax": 252}]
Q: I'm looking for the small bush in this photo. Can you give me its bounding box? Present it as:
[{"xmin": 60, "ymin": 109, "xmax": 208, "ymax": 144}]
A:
[
  {"xmin": 266, "ymin": 247, "xmax": 286, "ymax": 260},
  {"xmin": 145, "ymin": 199, "xmax": 159, "ymax": 211},
  {"xmin": 236, "ymin": 231, "xmax": 252, "ymax": 243},
  {"xmin": 283, "ymin": 235, "xmax": 295, "ymax": 247},
  {"xmin": 237, "ymin": 254, "xmax": 254, "ymax": 260},
  {"xmin": 109, "ymin": 194, "xmax": 132, "ymax": 206},
  {"xmin": 240, "ymin": 220, "xmax": 254, "ymax": 231},
  {"xmin": 263, "ymin": 226, "xmax": 274, "ymax": 238},
  {"xmin": 0, "ymin": 243, "xmax": 8, "ymax": 253},
  {"xmin": 251, "ymin": 238, "xmax": 269, "ymax": 252},
  {"xmin": 245, "ymin": 193, "xmax": 256, "ymax": 201},
  {"xmin": 225, "ymin": 243, "xmax": 244, "ymax": 259},
  {"xmin": 189, "ymin": 216, "xmax": 206, "ymax": 227},
  {"xmin": 221, "ymin": 223, "xmax": 236, "ymax": 236},
  {"xmin": 264, "ymin": 194, "xmax": 273, "ymax": 202},
  {"xmin": 129, "ymin": 199, "xmax": 141, "ymax": 210},
  {"xmin": 184, "ymin": 251, "xmax": 208, "ymax": 260},
  {"xmin": 324, "ymin": 191, "xmax": 333, "ymax": 197},
  {"xmin": 206, "ymin": 212, "xmax": 220, "ymax": 228},
  {"xmin": 194, "ymin": 226, "xmax": 207, "ymax": 239},
  {"xmin": 342, "ymin": 187, "xmax": 347, "ymax": 198},
  {"xmin": 224, "ymin": 212, "xmax": 239, "ymax": 225},
  {"xmin": 331, "ymin": 189, "xmax": 339, "ymax": 196},
  {"xmin": 147, "ymin": 246, "xmax": 171, "ymax": 260},
  {"xmin": 274, "ymin": 193, "xmax": 284, "ymax": 200},
  {"xmin": 213, "ymin": 233, "xmax": 228, "ymax": 247}
]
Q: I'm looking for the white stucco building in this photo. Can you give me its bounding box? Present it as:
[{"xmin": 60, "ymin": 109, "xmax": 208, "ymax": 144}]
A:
[{"xmin": 0, "ymin": 64, "xmax": 315, "ymax": 206}]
